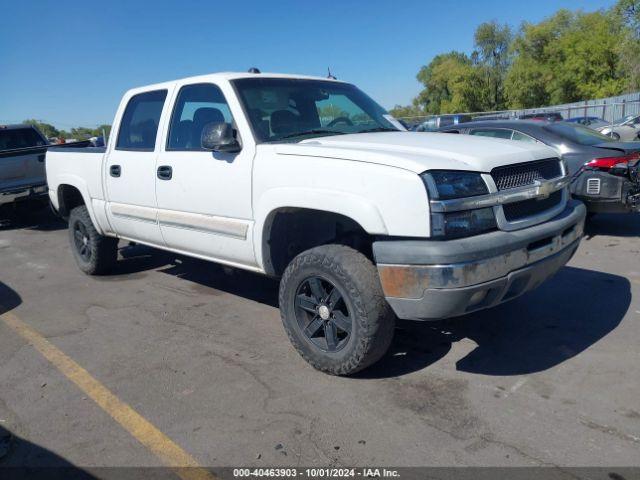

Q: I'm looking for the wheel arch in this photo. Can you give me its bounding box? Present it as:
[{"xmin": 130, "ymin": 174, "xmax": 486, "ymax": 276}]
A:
[
  {"xmin": 55, "ymin": 178, "xmax": 104, "ymax": 234},
  {"xmin": 255, "ymin": 190, "xmax": 387, "ymax": 276}
]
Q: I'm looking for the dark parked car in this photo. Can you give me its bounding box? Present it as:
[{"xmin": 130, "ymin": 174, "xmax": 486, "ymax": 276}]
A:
[
  {"xmin": 566, "ymin": 116, "xmax": 609, "ymax": 130},
  {"xmin": 414, "ymin": 114, "xmax": 472, "ymax": 132},
  {"xmin": 437, "ymin": 120, "xmax": 640, "ymax": 215},
  {"xmin": 519, "ymin": 112, "xmax": 564, "ymax": 122},
  {"xmin": 0, "ymin": 124, "xmax": 49, "ymax": 210}
]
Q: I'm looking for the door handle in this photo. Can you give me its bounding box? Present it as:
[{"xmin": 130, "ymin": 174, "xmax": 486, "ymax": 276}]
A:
[
  {"xmin": 37, "ymin": 154, "xmax": 45, "ymax": 163},
  {"xmin": 157, "ymin": 165, "xmax": 172, "ymax": 180},
  {"xmin": 110, "ymin": 165, "xmax": 121, "ymax": 177}
]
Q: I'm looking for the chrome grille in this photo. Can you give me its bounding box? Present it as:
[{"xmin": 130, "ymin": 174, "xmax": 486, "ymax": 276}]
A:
[
  {"xmin": 503, "ymin": 191, "xmax": 563, "ymax": 222},
  {"xmin": 492, "ymin": 159, "xmax": 562, "ymax": 191}
]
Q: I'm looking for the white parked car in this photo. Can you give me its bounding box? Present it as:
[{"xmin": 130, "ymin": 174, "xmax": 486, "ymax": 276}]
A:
[
  {"xmin": 46, "ymin": 71, "xmax": 585, "ymax": 375},
  {"xmin": 598, "ymin": 114, "xmax": 640, "ymax": 141}
]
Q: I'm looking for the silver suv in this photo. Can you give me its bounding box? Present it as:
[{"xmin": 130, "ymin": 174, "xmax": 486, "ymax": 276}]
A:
[{"xmin": 0, "ymin": 124, "xmax": 49, "ymax": 208}]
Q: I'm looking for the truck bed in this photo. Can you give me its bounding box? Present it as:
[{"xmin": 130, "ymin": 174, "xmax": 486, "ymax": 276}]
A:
[{"xmin": 46, "ymin": 146, "xmax": 107, "ymax": 211}]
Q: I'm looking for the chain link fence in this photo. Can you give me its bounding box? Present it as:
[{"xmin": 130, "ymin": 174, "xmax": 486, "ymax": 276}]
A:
[{"xmin": 397, "ymin": 93, "xmax": 640, "ymax": 129}]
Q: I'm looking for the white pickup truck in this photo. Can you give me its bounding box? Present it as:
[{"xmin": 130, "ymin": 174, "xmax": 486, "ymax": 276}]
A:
[{"xmin": 46, "ymin": 71, "xmax": 586, "ymax": 375}]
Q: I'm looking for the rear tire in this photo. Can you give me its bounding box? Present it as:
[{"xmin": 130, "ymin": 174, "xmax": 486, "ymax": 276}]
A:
[
  {"xmin": 279, "ymin": 245, "xmax": 395, "ymax": 375},
  {"xmin": 611, "ymin": 132, "xmax": 620, "ymax": 140},
  {"xmin": 68, "ymin": 205, "xmax": 118, "ymax": 275}
]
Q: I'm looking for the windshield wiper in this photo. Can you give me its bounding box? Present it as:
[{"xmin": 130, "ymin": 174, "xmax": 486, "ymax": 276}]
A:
[
  {"xmin": 356, "ymin": 127, "xmax": 399, "ymax": 133},
  {"xmin": 277, "ymin": 129, "xmax": 346, "ymax": 141}
]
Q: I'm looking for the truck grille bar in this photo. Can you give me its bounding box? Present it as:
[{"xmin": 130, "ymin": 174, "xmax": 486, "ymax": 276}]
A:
[{"xmin": 503, "ymin": 190, "xmax": 563, "ymax": 222}]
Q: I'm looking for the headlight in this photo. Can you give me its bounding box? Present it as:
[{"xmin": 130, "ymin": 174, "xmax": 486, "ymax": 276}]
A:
[
  {"xmin": 421, "ymin": 171, "xmax": 495, "ymax": 239},
  {"xmin": 431, "ymin": 208, "xmax": 497, "ymax": 239},
  {"xmin": 421, "ymin": 171, "xmax": 489, "ymax": 199}
]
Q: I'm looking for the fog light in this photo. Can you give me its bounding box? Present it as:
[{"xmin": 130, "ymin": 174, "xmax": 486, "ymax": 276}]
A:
[{"xmin": 468, "ymin": 290, "xmax": 488, "ymax": 307}]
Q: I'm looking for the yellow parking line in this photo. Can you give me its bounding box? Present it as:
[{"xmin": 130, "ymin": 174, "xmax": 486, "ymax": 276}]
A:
[{"xmin": 0, "ymin": 309, "xmax": 216, "ymax": 480}]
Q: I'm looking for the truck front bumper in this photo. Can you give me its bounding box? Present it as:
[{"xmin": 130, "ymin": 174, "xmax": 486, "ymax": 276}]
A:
[
  {"xmin": 0, "ymin": 184, "xmax": 48, "ymax": 206},
  {"xmin": 373, "ymin": 200, "xmax": 586, "ymax": 320}
]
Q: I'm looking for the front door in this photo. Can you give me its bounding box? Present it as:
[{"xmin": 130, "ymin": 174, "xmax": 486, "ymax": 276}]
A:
[
  {"xmin": 104, "ymin": 89, "xmax": 170, "ymax": 246},
  {"xmin": 154, "ymin": 82, "xmax": 256, "ymax": 268}
]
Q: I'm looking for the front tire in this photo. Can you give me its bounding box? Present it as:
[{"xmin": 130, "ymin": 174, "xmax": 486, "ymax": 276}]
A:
[
  {"xmin": 68, "ymin": 205, "xmax": 118, "ymax": 275},
  {"xmin": 279, "ymin": 245, "xmax": 395, "ymax": 375}
]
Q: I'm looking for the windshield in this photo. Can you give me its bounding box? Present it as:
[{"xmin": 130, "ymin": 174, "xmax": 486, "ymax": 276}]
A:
[
  {"xmin": 613, "ymin": 115, "xmax": 636, "ymax": 125},
  {"xmin": 544, "ymin": 122, "xmax": 614, "ymax": 146},
  {"xmin": 232, "ymin": 78, "xmax": 399, "ymax": 143}
]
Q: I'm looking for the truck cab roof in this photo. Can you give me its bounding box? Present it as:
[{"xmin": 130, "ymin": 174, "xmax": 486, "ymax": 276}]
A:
[{"xmin": 126, "ymin": 71, "xmax": 346, "ymax": 95}]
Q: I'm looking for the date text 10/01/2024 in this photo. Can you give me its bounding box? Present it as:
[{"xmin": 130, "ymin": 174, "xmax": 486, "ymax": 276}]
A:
[{"xmin": 232, "ymin": 468, "xmax": 401, "ymax": 478}]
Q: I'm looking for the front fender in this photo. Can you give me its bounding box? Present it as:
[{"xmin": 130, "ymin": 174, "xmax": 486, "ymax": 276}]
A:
[{"xmin": 253, "ymin": 187, "xmax": 388, "ymax": 270}]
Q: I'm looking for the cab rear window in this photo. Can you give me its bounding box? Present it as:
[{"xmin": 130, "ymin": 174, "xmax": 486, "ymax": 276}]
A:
[{"xmin": 0, "ymin": 128, "xmax": 46, "ymax": 151}]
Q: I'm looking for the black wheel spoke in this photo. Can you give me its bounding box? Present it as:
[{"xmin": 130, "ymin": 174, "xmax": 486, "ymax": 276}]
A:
[
  {"xmin": 294, "ymin": 275, "xmax": 353, "ymax": 353},
  {"xmin": 308, "ymin": 278, "xmax": 326, "ymax": 302},
  {"xmin": 324, "ymin": 322, "xmax": 338, "ymax": 351},
  {"xmin": 326, "ymin": 286, "xmax": 342, "ymax": 307},
  {"xmin": 332, "ymin": 312, "xmax": 351, "ymax": 333},
  {"xmin": 296, "ymin": 294, "xmax": 318, "ymax": 314},
  {"xmin": 304, "ymin": 316, "xmax": 324, "ymax": 337},
  {"xmin": 74, "ymin": 230, "xmax": 84, "ymax": 243}
]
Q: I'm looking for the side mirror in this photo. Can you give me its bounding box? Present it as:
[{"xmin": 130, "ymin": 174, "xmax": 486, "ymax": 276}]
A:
[{"xmin": 201, "ymin": 122, "xmax": 241, "ymax": 152}]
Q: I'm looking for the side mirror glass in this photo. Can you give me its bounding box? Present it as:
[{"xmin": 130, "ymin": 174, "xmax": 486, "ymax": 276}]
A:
[{"xmin": 201, "ymin": 122, "xmax": 241, "ymax": 152}]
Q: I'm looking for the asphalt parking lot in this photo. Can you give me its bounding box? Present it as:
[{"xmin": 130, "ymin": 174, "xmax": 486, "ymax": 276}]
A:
[{"xmin": 1, "ymin": 208, "xmax": 639, "ymax": 472}]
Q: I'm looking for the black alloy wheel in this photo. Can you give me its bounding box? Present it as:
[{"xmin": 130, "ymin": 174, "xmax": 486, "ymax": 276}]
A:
[
  {"xmin": 73, "ymin": 220, "xmax": 92, "ymax": 262},
  {"xmin": 294, "ymin": 276, "xmax": 352, "ymax": 352}
]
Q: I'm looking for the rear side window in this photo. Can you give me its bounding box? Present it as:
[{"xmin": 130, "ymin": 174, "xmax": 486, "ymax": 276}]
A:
[
  {"xmin": 544, "ymin": 123, "xmax": 612, "ymax": 146},
  {"xmin": 116, "ymin": 90, "xmax": 167, "ymax": 151},
  {"xmin": 512, "ymin": 131, "xmax": 537, "ymax": 143},
  {"xmin": 0, "ymin": 128, "xmax": 46, "ymax": 151},
  {"xmin": 469, "ymin": 128, "xmax": 513, "ymax": 140},
  {"xmin": 167, "ymin": 83, "xmax": 233, "ymax": 151}
]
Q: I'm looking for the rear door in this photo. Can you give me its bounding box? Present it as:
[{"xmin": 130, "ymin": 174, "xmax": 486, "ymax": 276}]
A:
[{"xmin": 104, "ymin": 89, "xmax": 171, "ymax": 246}]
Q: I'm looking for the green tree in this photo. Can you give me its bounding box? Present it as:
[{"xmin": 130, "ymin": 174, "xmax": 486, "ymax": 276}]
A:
[
  {"xmin": 22, "ymin": 119, "xmax": 59, "ymax": 138},
  {"xmin": 94, "ymin": 124, "xmax": 112, "ymax": 137},
  {"xmin": 388, "ymin": 104, "xmax": 425, "ymax": 119},
  {"xmin": 505, "ymin": 9, "xmax": 627, "ymax": 107},
  {"xmin": 415, "ymin": 51, "xmax": 484, "ymax": 114},
  {"xmin": 504, "ymin": 10, "xmax": 573, "ymax": 108},
  {"xmin": 474, "ymin": 21, "xmax": 512, "ymax": 110},
  {"xmin": 69, "ymin": 127, "xmax": 94, "ymax": 140},
  {"xmin": 614, "ymin": 0, "xmax": 640, "ymax": 89}
]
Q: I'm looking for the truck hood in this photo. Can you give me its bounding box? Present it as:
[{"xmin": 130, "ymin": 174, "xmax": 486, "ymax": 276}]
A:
[{"xmin": 273, "ymin": 132, "xmax": 558, "ymax": 173}]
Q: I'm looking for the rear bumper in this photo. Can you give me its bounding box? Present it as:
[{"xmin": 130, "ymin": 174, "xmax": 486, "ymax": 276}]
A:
[
  {"xmin": 0, "ymin": 183, "xmax": 48, "ymax": 206},
  {"xmin": 571, "ymin": 171, "xmax": 640, "ymax": 213},
  {"xmin": 373, "ymin": 200, "xmax": 586, "ymax": 320}
]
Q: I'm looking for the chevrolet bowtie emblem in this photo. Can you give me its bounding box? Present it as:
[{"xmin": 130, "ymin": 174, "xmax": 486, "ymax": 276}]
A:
[{"xmin": 534, "ymin": 180, "xmax": 553, "ymax": 199}]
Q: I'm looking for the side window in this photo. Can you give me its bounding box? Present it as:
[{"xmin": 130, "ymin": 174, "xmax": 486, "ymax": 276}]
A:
[
  {"xmin": 167, "ymin": 83, "xmax": 234, "ymax": 151},
  {"xmin": 116, "ymin": 90, "xmax": 167, "ymax": 151},
  {"xmin": 469, "ymin": 128, "xmax": 513, "ymax": 140},
  {"xmin": 512, "ymin": 131, "xmax": 537, "ymax": 143}
]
